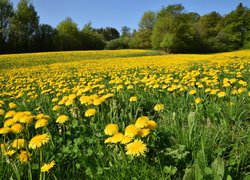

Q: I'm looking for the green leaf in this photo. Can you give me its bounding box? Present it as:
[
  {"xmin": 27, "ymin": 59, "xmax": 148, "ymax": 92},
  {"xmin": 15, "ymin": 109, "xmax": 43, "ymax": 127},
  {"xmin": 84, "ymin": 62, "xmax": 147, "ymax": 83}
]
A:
[
  {"xmin": 72, "ymin": 119, "xmax": 78, "ymax": 128},
  {"xmin": 194, "ymin": 163, "xmax": 203, "ymax": 180},
  {"xmin": 182, "ymin": 164, "xmax": 203, "ymax": 180},
  {"xmin": 97, "ymin": 167, "xmax": 103, "ymax": 175},
  {"xmin": 62, "ymin": 146, "xmax": 70, "ymax": 154},
  {"xmin": 211, "ymin": 157, "xmax": 225, "ymax": 180},
  {"xmin": 76, "ymin": 163, "xmax": 81, "ymax": 169},
  {"xmin": 85, "ymin": 168, "xmax": 93, "ymax": 177},
  {"xmin": 188, "ymin": 111, "xmax": 196, "ymax": 128},
  {"xmin": 243, "ymin": 175, "xmax": 250, "ymax": 180},
  {"xmin": 87, "ymin": 148, "xmax": 93, "ymax": 156},
  {"xmin": 227, "ymin": 175, "xmax": 232, "ymax": 180},
  {"xmin": 204, "ymin": 167, "xmax": 212, "ymax": 175},
  {"xmin": 31, "ymin": 163, "xmax": 39, "ymax": 170}
]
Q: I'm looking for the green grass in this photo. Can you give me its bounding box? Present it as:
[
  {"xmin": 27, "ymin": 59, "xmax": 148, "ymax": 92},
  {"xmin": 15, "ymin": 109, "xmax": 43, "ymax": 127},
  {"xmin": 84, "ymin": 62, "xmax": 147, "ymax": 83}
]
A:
[{"xmin": 0, "ymin": 50, "xmax": 249, "ymax": 180}]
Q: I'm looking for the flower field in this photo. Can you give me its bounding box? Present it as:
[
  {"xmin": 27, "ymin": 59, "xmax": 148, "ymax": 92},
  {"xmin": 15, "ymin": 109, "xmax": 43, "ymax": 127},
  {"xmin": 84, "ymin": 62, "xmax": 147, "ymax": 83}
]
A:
[{"xmin": 0, "ymin": 50, "xmax": 250, "ymax": 179}]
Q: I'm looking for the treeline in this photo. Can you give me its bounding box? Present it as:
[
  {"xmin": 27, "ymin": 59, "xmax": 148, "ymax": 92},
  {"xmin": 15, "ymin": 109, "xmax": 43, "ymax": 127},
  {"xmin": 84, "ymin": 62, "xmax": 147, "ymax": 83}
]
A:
[{"xmin": 0, "ymin": 0, "xmax": 250, "ymax": 54}]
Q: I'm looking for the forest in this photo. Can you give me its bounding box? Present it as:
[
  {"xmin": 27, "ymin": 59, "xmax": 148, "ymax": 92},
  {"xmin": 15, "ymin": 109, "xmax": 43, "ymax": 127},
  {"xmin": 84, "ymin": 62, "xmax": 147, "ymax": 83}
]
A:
[{"xmin": 0, "ymin": 0, "xmax": 250, "ymax": 54}]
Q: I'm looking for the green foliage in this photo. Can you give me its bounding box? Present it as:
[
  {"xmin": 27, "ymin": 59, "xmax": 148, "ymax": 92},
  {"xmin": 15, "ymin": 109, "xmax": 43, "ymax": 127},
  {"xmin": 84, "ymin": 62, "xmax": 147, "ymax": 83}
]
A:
[
  {"xmin": 152, "ymin": 5, "xmax": 197, "ymax": 53},
  {"xmin": 130, "ymin": 11, "xmax": 156, "ymax": 49},
  {"xmin": 9, "ymin": 0, "xmax": 39, "ymax": 52},
  {"xmin": 34, "ymin": 24, "xmax": 57, "ymax": 52},
  {"xmin": 0, "ymin": 0, "xmax": 13, "ymax": 53},
  {"xmin": 1, "ymin": 1, "xmax": 250, "ymax": 53},
  {"xmin": 105, "ymin": 37, "xmax": 130, "ymax": 50},
  {"xmin": 81, "ymin": 24, "xmax": 106, "ymax": 50},
  {"xmin": 95, "ymin": 27, "xmax": 120, "ymax": 41},
  {"xmin": 160, "ymin": 33, "xmax": 175, "ymax": 53},
  {"xmin": 56, "ymin": 17, "xmax": 81, "ymax": 51}
]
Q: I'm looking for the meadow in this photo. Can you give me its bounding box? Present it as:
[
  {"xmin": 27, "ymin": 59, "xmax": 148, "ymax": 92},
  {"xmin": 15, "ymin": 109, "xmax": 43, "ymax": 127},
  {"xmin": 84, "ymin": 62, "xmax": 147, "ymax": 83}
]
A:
[{"xmin": 0, "ymin": 50, "xmax": 249, "ymax": 180}]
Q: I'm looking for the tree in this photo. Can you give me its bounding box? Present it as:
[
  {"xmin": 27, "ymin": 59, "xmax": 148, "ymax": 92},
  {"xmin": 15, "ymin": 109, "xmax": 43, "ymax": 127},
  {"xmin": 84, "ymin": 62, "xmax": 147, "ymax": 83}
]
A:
[
  {"xmin": 197, "ymin": 11, "xmax": 222, "ymax": 52},
  {"xmin": 80, "ymin": 22, "xmax": 105, "ymax": 50},
  {"xmin": 0, "ymin": 0, "xmax": 13, "ymax": 53},
  {"xmin": 152, "ymin": 4, "xmax": 185, "ymax": 50},
  {"xmin": 95, "ymin": 27, "xmax": 120, "ymax": 41},
  {"xmin": 138, "ymin": 11, "xmax": 156, "ymax": 31},
  {"xmin": 121, "ymin": 26, "xmax": 132, "ymax": 37},
  {"xmin": 34, "ymin": 24, "xmax": 57, "ymax": 52},
  {"xmin": 9, "ymin": 0, "xmax": 39, "ymax": 52},
  {"xmin": 215, "ymin": 3, "xmax": 250, "ymax": 51},
  {"xmin": 131, "ymin": 11, "xmax": 156, "ymax": 49},
  {"xmin": 56, "ymin": 17, "xmax": 81, "ymax": 50},
  {"xmin": 152, "ymin": 4, "xmax": 196, "ymax": 53}
]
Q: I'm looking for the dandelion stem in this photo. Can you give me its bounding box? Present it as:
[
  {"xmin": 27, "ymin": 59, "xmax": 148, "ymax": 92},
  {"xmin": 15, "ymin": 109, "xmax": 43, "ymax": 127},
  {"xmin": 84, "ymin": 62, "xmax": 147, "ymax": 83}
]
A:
[
  {"xmin": 10, "ymin": 159, "xmax": 21, "ymax": 180},
  {"xmin": 39, "ymin": 149, "xmax": 43, "ymax": 180}
]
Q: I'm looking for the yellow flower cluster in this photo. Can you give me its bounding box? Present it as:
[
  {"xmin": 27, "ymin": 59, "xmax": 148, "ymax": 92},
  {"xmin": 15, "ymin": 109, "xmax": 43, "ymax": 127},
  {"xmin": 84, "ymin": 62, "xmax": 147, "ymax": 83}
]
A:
[
  {"xmin": 104, "ymin": 116, "xmax": 157, "ymax": 156},
  {"xmin": 0, "ymin": 109, "xmax": 54, "ymax": 170}
]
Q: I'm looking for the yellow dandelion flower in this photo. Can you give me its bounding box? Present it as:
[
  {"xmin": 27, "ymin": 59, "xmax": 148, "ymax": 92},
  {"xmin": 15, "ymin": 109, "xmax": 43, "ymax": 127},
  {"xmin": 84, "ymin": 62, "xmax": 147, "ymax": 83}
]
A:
[
  {"xmin": 93, "ymin": 98, "xmax": 104, "ymax": 106},
  {"xmin": 52, "ymin": 105, "xmax": 60, "ymax": 111},
  {"xmin": 36, "ymin": 113, "xmax": 50, "ymax": 120},
  {"xmin": 210, "ymin": 89, "xmax": 219, "ymax": 95},
  {"xmin": 0, "ymin": 127, "xmax": 11, "ymax": 134},
  {"xmin": 217, "ymin": 91, "xmax": 226, "ymax": 98},
  {"xmin": 12, "ymin": 139, "xmax": 25, "ymax": 149},
  {"xmin": 19, "ymin": 150, "xmax": 31, "ymax": 164},
  {"xmin": 85, "ymin": 109, "xmax": 96, "ymax": 117},
  {"xmin": 195, "ymin": 97, "xmax": 203, "ymax": 104},
  {"xmin": 126, "ymin": 140, "xmax": 147, "ymax": 156},
  {"xmin": 56, "ymin": 115, "xmax": 69, "ymax": 124},
  {"xmin": 238, "ymin": 88, "xmax": 246, "ymax": 93},
  {"xmin": 65, "ymin": 99, "xmax": 74, "ymax": 106},
  {"xmin": 80, "ymin": 96, "xmax": 92, "ymax": 105},
  {"xmin": 147, "ymin": 120, "xmax": 157, "ymax": 130},
  {"xmin": 104, "ymin": 124, "xmax": 119, "ymax": 136},
  {"xmin": 129, "ymin": 96, "xmax": 137, "ymax": 102},
  {"xmin": 125, "ymin": 124, "xmax": 139, "ymax": 138},
  {"xmin": 68, "ymin": 94, "xmax": 77, "ymax": 100},
  {"xmin": 23, "ymin": 111, "xmax": 32, "ymax": 116},
  {"xmin": 238, "ymin": 80, "xmax": 247, "ymax": 86},
  {"xmin": 127, "ymin": 85, "xmax": 134, "ymax": 89},
  {"xmin": 11, "ymin": 123, "xmax": 23, "ymax": 133},
  {"xmin": 110, "ymin": 133, "xmax": 124, "ymax": 143},
  {"xmin": 138, "ymin": 128, "xmax": 150, "ymax": 137},
  {"xmin": 5, "ymin": 110, "xmax": 16, "ymax": 119},
  {"xmin": 19, "ymin": 115, "xmax": 33, "ymax": 124},
  {"xmin": 205, "ymin": 88, "xmax": 211, "ymax": 93},
  {"xmin": 154, "ymin": 103, "xmax": 164, "ymax": 112},
  {"xmin": 4, "ymin": 118, "xmax": 15, "ymax": 127},
  {"xmin": 135, "ymin": 116, "xmax": 149, "ymax": 129},
  {"xmin": 35, "ymin": 119, "xmax": 48, "ymax": 129},
  {"xmin": 1, "ymin": 143, "xmax": 6, "ymax": 153},
  {"xmin": 104, "ymin": 137, "xmax": 113, "ymax": 144},
  {"xmin": 12, "ymin": 112, "xmax": 23, "ymax": 122},
  {"xmin": 121, "ymin": 136, "xmax": 132, "ymax": 144},
  {"xmin": 51, "ymin": 98, "xmax": 59, "ymax": 103},
  {"xmin": 231, "ymin": 89, "xmax": 238, "ymax": 95},
  {"xmin": 103, "ymin": 93, "xmax": 115, "ymax": 99},
  {"xmin": 29, "ymin": 133, "xmax": 50, "ymax": 149},
  {"xmin": 9, "ymin": 102, "xmax": 17, "ymax": 109},
  {"xmin": 189, "ymin": 89, "xmax": 196, "ymax": 95},
  {"xmin": 0, "ymin": 109, "xmax": 5, "ymax": 115},
  {"xmin": 4, "ymin": 149, "xmax": 16, "ymax": 156},
  {"xmin": 41, "ymin": 160, "xmax": 55, "ymax": 172}
]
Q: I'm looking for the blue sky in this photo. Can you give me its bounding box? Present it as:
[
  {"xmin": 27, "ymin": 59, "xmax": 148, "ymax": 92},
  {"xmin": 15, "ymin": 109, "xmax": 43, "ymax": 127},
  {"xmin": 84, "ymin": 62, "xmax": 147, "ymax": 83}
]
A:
[{"xmin": 11, "ymin": 0, "xmax": 250, "ymax": 31}]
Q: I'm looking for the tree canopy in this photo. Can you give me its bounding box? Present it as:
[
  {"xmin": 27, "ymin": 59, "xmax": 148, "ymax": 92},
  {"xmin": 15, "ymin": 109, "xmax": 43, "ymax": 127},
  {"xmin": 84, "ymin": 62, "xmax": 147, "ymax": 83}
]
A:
[{"xmin": 0, "ymin": 1, "xmax": 250, "ymax": 54}]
